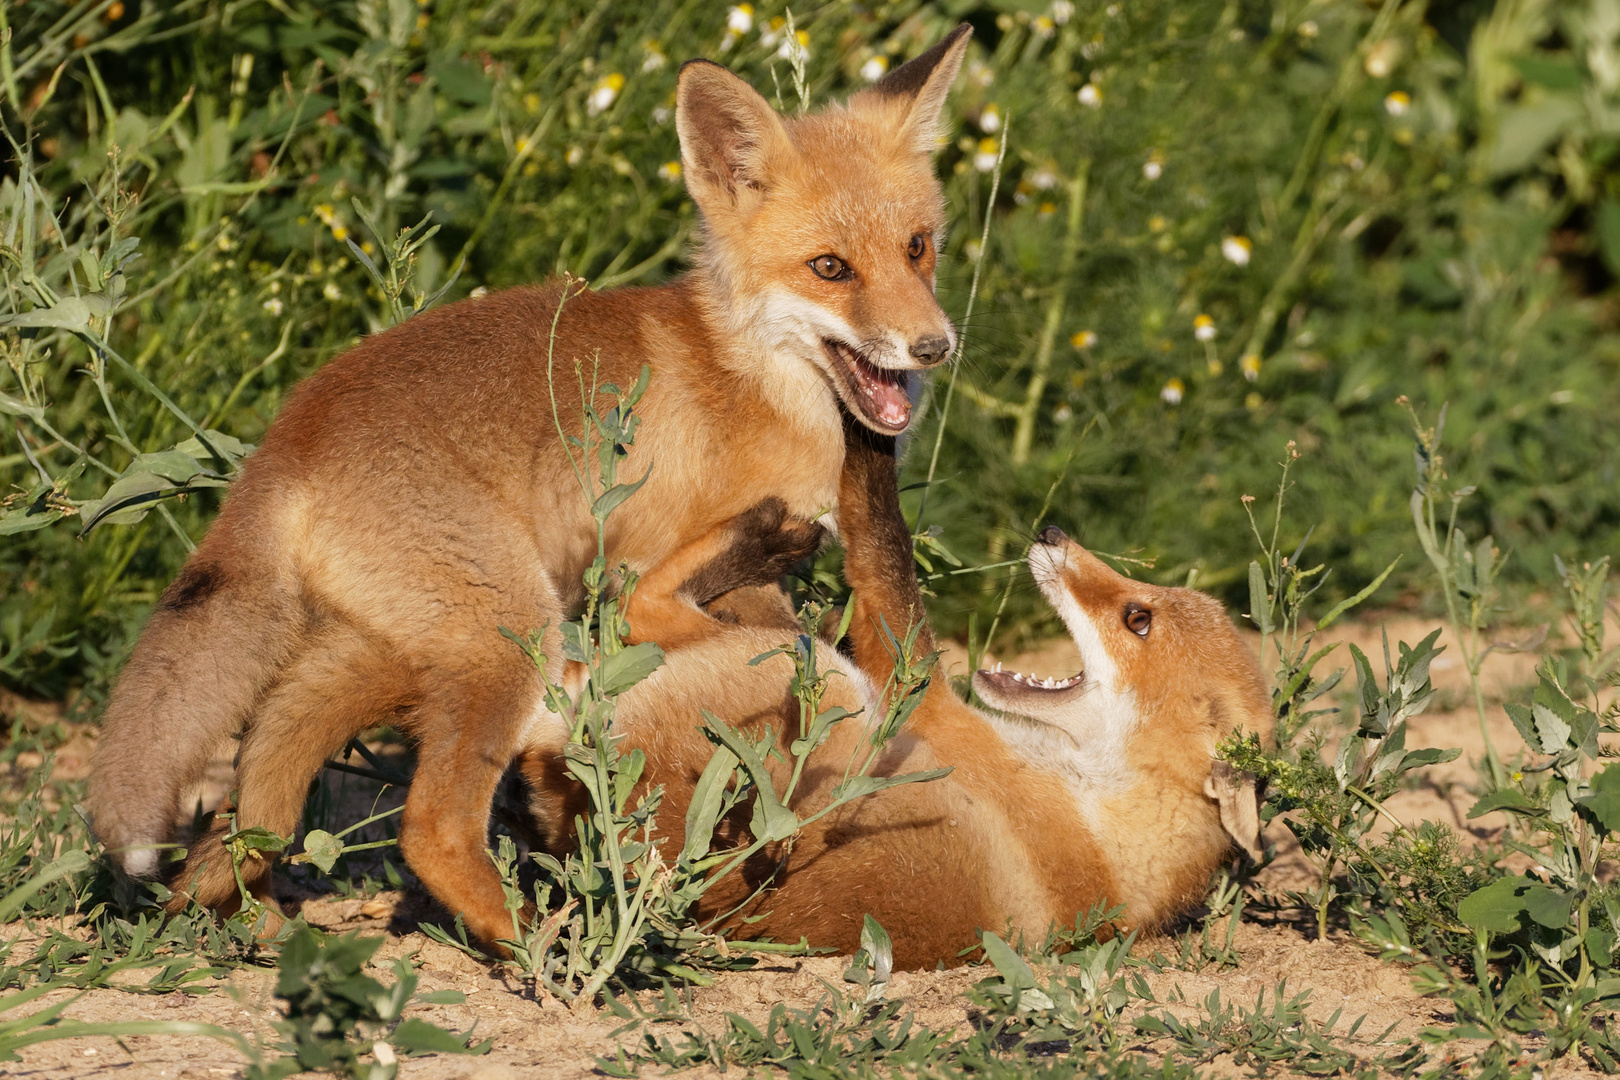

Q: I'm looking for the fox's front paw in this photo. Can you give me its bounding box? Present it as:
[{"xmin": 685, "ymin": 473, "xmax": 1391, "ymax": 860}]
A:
[{"xmin": 681, "ymin": 498, "xmax": 825, "ymax": 606}]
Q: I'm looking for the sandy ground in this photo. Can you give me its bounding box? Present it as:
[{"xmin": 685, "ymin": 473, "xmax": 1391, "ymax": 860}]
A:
[{"xmin": 3, "ymin": 610, "xmax": 1616, "ymax": 1078}]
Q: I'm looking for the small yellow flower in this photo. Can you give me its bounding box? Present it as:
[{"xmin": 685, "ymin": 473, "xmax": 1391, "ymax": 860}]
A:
[
  {"xmin": 658, "ymin": 160, "xmax": 682, "ymax": 182},
  {"xmin": 1077, "ymin": 83, "xmax": 1101, "ymax": 107},
  {"xmin": 330, "ymin": 224, "xmax": 348, "ymax": 242},
  {"xmin": 973, "ymin": 138, "xmax": 1000, "ymax": 173},
  {"xmin": 315, "ymin": 203, "xmax": 336, "ymax": 224},
  {"xmin": 1298, "ymin": 20, "xmax": 1319, "ymax": 38},
  {"xmin": 587, "ymin": 73, "xmax": 624, "ymax": 116},
  {"xmin": 565, "ymin": 146, "xmax": 583, "ymax": 166},
  {"xmin": 515, "ymin": 136, "xmax": 531, "ymax": 155},
  {"xmin": 262, "ymin": 297, "xmax": 284, "ymax": 316},
  {"xmin": 1160, "ymin": 377, "xmax": 1185, "ymax": 405},
  {"xmin": 1143, "ymin": 154, "xmax": 1163, "ymax": 180},
  {"xmin": 1148, "ymin": 214, "xmax": 1168, "ymax": 233},
  {"xmin": 1193, "ymin": 314, "xmax": 1216, "ymax": 341},
  {"xmin": 1240, "ymin": 353, "xmax": 1262, "ymax": 381},
  {"xmin": 860, "ymin": 55, "xmax": 888, "ymax": 83},
  {"xmin": 1071, "ymin": 330, "xmax": 1097, "ymax": 349},
  {"xmin": 415, "ymin": 12, "xmax": 429, "ymax": 30},
  {"xmin": 1384, "ymin": 91, "xmax": 1411, "ymax": 116},
  {"xmin": 1053, "ymin": 402, "xmax": 1073, "ymax": 422},
  {"xmin": 1207, "ymin": 359, "xmax": 1223, "ymax": 377},
  {"xmin": 1245, "ymin": 391, "xmax": 1263, "ymax": 410},
  {"xmin": 323, "ymin": 282, "xmax": 342, "ymax": 301},
  {"xmin": 1034, "ymin": 15, "xmax": 1055, "ymax": 38},
  {"xmin": 1038, "ymin": 201, "xmax": 1056, "ymax": 217},
  {"xmin": 1222, "ymin": 235, "xmax": 1253, "ymax": 266},
  {"xmin": 979, "ymin": 103, "xmax": 1001, "ymax": 134},
  {"xmin": 523, "ymin": 92, "xmax": 541, "ymax": 113},
  {"xmin": 727, "ymin": 4, "xmax": 753, "ymax": 34}
]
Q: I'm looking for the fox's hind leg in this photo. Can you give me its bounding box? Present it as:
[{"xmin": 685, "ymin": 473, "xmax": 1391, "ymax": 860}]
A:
[
  {"xmin": 397, "ymin": 651, "xmax": 546, "ymax": 953},
  {"xmin": 168, "ymin": 624, "xmax": 414, "ymax": 917}
]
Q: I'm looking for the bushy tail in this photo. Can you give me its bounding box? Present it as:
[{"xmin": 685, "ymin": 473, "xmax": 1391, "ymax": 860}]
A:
[{"xmin": 86, "ymin": 550, "xmax": 298, "ymax": 880}]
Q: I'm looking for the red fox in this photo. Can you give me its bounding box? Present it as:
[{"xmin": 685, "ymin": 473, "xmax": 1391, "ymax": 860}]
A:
[
  {"xmin": 87, "ymin": 27, "xmax": 973, "ymax": 948},
  {"xmin": 519, "ymin": 422, "xmax": 1274, "ymax": 968}
]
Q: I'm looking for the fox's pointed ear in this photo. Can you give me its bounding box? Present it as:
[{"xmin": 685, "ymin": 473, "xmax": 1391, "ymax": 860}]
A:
[
  {"xmin": 676, "ymin": 60, "xmax": 792, "ymax": 214},
  {"xmin": 1205, "ymin": 759, "xmax": 1264, "ymax": 863},
  {"xmin": 852, "ymin": 23, "xmax": 972, "ymax": 155}
]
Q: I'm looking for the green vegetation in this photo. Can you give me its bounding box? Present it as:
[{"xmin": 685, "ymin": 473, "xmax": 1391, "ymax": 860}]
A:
[{"xmin": 2, "ymin": 1, "xmax": 1620, "ymax": 1077}]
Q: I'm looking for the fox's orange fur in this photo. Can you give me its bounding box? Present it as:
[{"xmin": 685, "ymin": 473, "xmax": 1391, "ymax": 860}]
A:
[
  {"xmin": 520, "ymin": 423, "xmax": 1275, "ymax": 969},
  {"xmin": 87, "ymin": 28, "xmax": 975, "ymax": 948}
]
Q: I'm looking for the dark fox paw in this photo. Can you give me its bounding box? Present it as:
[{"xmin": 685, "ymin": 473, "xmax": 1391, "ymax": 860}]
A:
[{"xmin": 681, "ymin": 498, "xmax": 826, "ymax": 606}]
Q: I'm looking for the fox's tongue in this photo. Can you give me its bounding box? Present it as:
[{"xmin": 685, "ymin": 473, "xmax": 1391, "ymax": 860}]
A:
[
  {"xmin": 846, "ymin": 353, "xmax": 910, "ymax": 429},
  {"xmin": 864, "ymin": 374, "xmax": 910, "ymax": 429}
]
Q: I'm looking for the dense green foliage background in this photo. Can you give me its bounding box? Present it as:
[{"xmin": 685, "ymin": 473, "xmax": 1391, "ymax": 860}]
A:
[{"xmin": 2, "ymin": 0, "xmax": 1617, "ymax": 696}]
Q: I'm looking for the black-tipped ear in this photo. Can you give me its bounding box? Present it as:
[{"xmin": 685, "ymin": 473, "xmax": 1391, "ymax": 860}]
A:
[
  {"xmin": 675, "ymin": 60, "xmax": 793, "ymax": 214},
  {"xmin": 853, "ymin": 23, "xmax": 973, "ymax": 154}
]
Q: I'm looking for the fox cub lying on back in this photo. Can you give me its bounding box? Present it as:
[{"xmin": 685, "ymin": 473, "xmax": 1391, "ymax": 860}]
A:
[
  {"xmin": 520, "ymin": 423, "xmax": 1274, "ymax": 969},
  {"xmin": 88, "ymin": 28, "xmax": 975, "ymax": 949}
]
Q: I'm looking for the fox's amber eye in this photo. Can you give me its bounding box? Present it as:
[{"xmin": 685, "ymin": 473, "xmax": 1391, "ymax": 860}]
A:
[
  {"xmin": 908, "ymin": 234, "xmax": 927, "ymax": 260},
  {"xmin": 1124, "ymin": 604, "xmax": 1151, "ymax": 638},
  {"xmin": 809, "ymin": 255, "xmax": 851, "ymax": 281}
]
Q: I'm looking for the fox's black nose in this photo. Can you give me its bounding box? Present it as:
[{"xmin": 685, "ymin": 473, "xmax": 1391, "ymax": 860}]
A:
[
  {"xmin": 909, "ymin": 334, "xmax": 952, "ymax": 365},
  {"xmin": 1039, "ymin": 525, "xmax": 1066, "ymax": 546}
]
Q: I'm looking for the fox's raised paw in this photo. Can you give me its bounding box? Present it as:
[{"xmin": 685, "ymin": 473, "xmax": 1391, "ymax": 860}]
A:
[{"xmin": 680, "ymin": 498, "xmax": 825, "ymax": 606}]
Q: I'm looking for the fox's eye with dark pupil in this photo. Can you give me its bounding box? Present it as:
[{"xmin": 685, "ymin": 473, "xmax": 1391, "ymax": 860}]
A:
[
  {"xmin": 1124, "ymin": 605, "xmax": 1151, "ymax": 638},
  {"xmin": 908, "ymin": 234, "xmax": 927, "ymax": 259},
  {"xmin": 809, "ymin": 255, "xmax": 849, "ymax": 281}
]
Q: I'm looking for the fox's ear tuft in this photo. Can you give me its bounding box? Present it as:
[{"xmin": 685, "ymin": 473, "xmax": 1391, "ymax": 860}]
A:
[
  {"xmin": 853, "ymin": 23, "xmax": 972, "ymax": 155},
  {"xmin": 676, "ymin": 60, "xmax": 792, "ymax": 213},
  {"xmin": 1204, "ymin": 759, "xmax": 1264, "ymax": 863}
]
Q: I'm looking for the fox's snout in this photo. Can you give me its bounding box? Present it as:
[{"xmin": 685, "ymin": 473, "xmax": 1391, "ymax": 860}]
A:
[{"xmin": 908, "ymin": 332, "xmax": 952, "ymax": 366}]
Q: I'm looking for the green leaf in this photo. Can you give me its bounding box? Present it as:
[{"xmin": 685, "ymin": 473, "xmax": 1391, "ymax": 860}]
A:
[
  {"xmin": 77, "ymin": 471, "xmax": 183, "ymax": 533},
  {"xmin": 1317, "ymin": 556, "xmax": 1399, "ymax": 630},
  {"xmin": 1, "ymin": 296, "xmax": 93, "ymax": 331},
  {"xmin": 980, "ymin": 931, "xmax": 1054, "ymax": 1011},
  {"xmin": 1532, "ymin": 702, "xmax": 1572, "ymax": 755},
  {"xmin": 1574, "ymin": 764, "xmax": 1620, "ymax": 834},
  {"xmin": 0, "ymin": 505, "xmax": 67, "ymax": 536},
  {"xmin": 414, "ymin": 990, "xmax": 466, "ymax": 1005},
  {"xmin": 1504, "ymin": 703, "xmax": 1540, "ymax": 752},
  {"xmin": 1398, "ymin": 747, "xmax": 1460, "ymax": 772},
  {"xmin": 596, "ymin": 641, "xmax": 664, "ymax": 696},
  {"xmin": 590, "ymin": 465, "xmax": 653, "ymax": 522},
  {"xmin": 1522, "ymin": 885, "xmax": 1574, "ymax": 930},
  {"xmin": 1489, "ymin": 95, "xmax": 1583, "ymax": 175},
  {"xmin": 299, "ymin": 829, "xmax": 343, "ymax": 874},
  {"xmin": 1512, "ymin": 55, "xmax": 1583, "ymax": 90},
  {"xmin": 0, "ymin": 390, "xmax": 45, "ymax": 423},
  {"xmin": 225, "ymin": 825, "xmax": 290, "ymax": 856},
  {"xmin": 701, "ymin": 711, "xmax": 798, "ymax": 844},
  {"xmin": 1457, "ymin": 876, "xmax": 1532, "ymax": 937},
  {"xmin": 1247, "ymin": 561, "xmax": 1273, "ymax": 634},
  {"xmin": 682, "ymin": 743, "xmax": 741, "ymax": 865},
  {"xmin": 391, "ymin": 1017, "xmax": 486, "ymax": 1056},
  {"xmin": 1467, "ymin": 788, "xmax": 1544, "ymax": 819},
  {"xmin": 831, "ymin": 768, "xmax": 952, "ymax": 804}
]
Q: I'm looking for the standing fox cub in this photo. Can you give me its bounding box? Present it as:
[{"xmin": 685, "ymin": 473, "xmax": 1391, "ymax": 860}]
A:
[
  {"xmin": 88, "ymin": 27, "xmax": 973, "ymax": 947},
  {"xmin": 521, "ymin": 423, "xmax": 1275, "ymax": 969}
]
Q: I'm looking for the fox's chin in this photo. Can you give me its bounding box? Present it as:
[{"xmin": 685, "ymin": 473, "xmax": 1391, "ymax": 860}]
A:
[{"xmin": 820, "ymin": 338, "xmax": 913, "ymax": 435}]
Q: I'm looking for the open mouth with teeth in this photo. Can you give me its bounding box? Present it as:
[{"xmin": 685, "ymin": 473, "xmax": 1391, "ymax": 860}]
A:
[
  {"xmin": 972, "ymin": 662, "xmax": 1086, "ymax": 718},
  {"xmin": 823, "ymin": 339, "xmax": 912, "ymax": 434}
]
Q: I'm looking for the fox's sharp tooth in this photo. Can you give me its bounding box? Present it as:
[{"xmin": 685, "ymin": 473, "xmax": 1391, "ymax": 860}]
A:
[{"xmin": 1043, "ymin": 677, "xmax": 1054, "ymax": 688}]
